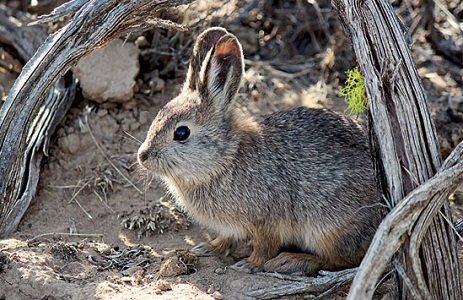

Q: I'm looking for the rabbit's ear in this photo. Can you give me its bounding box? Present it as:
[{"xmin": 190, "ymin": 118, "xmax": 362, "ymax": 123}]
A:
[
  {"xmin": 186, "ymin": 27, "xmax": 228, "ymax": 92},
  {"xmin": 200, "ymin": 33, "xmax": 244, "ymax": 111}
]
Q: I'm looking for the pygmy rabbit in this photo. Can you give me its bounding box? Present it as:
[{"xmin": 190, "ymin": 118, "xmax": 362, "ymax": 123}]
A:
[{"xmin": 138, "ymin": 27, "xmax": 384, "ymax": 275}]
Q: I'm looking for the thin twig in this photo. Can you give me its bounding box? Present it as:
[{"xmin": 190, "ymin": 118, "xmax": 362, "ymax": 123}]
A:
[
  {"xmin": 93, "ymin": 190, "xmax": 115, "ymax": 213},
  {"xmin": 439, "ymin": 211, "xmax": 463, "ymax": 243},
  {"xmin": 392, "ymin": 259, "xmax": 421, "ymax": 299},
  {"xmin": 48, "ymin": 185, "xmax": 82, "ymax": 189},
  {"xmin": 66, "ymin": 180, "xmax": 93, "ymax": 220},
  {"xmin": 67, "ymin": 181, "xmax": 89, "ymax": 204},
  {"xmin": 73, "ymin": 198, "xmax": 93, "ymax": 220},
  {"xmin": 244, "ymin": 59, "xmax": 314, "ymax": 79},
  {"xmin": 28, "ymin": 232, "xmax": 104, "ymax": 242}
]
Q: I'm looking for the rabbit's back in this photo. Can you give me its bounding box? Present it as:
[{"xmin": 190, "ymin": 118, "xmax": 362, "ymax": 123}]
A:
[{"xmin": 242, "ymin": 106, "xmax": 377, "ymax": 215}]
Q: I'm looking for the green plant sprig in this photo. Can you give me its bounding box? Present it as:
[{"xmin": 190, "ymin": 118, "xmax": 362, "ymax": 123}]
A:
[{"xmin": 339, "ymin": 66, "xmax": 369, "ymax": 115}]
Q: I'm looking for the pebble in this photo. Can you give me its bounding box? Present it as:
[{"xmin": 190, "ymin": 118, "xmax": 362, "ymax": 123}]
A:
[
  {"xmin": 449, "ymin": 95, "xmax": 463, "ymax": 113},
  {"xmin": 214, "ymin": 267, "xmax": 225, "ymax": 275},
  {"xmin": 159, "ymin": 256, "xmax": 187, "ymax": 277},
  {"xmin": 156, "ymin": 279, "xmax": 172, "ymax": 291},
  {"xmin": 135, "ymin": 36, "xmax": 150, "ymax": 48},
  {"xmin": 130, "ymin": 122, "xmax": 140, "ymax": 131},
  {"xmin": 212, "ymin": 291, "xmax": 223, "ymax": 300},
  {"xmin": 59, "ymin": 133, "xmax": 81, "ymax": 154},
  {"xmin": 97, "ymin": 109, "xmax": 108, "ymax": 117},
  {"xmin": 139, "ymin": 111, "xmax": 151, "ymax": 125}
]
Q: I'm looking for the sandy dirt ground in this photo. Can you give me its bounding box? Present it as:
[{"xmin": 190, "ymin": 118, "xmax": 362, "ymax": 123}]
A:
[{"xmin": 0, "ymin": 0, "xmax": 462, "ymax": 299}]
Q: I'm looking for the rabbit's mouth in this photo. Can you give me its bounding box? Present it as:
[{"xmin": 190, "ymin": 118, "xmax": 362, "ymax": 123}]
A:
[
  {"xmin": 137, "ymin": 145, "xmax": 161, "ymax": 171},
  {"xmin": 137, "ymin": 148, "xmax": 177, "ymax": 178}
]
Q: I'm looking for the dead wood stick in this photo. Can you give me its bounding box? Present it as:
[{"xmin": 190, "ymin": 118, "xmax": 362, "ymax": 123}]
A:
[
  {"xmin": 245, "ymin": 268, "xmax": 357, "ymax": 299},
  {"xmin": 333, "ymin": 0, "xmax": 462, "ymax": 298},
  {"xmin": 28, "ymin": 232, "xmax": 104, "ymax": 242},
  {"xmin": 347, "ymin": 143, "xmax": 463, "ymax": 299},
  {"xmin": 0, "ymin": 5, "xmax": 77, "ymax": 237}
]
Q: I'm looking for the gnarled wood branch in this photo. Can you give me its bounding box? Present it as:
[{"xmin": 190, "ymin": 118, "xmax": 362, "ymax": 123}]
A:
[
  {"xmin": 332, "ymin": 0, "xmax": 462, "ymax": 299},
  {"xmin": 347, "ymin": 142, "xmax": 463, "ymax": 299},
  {"xmin": 245, "ymin": 268, "xmax": 357, "ymax": 299},
  {"xmin": 0, "ymin": 5, "xmax": 76, "ymax": 237}
]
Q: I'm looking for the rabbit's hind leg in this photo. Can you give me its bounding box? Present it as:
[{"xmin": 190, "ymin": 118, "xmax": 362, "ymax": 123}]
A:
[
  {"xmin": 263, "ymin": 252, "xmax": 325, "ymax": 275},
  {"xmin": 229, "ymin": 229, "xmax": 280, "ymax": 273},
  {"xmin": 190, "ymin": 235, "xmax": 235, "ymax": 257}
]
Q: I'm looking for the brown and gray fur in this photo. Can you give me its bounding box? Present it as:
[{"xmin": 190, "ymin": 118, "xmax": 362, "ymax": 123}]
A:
[{"xmin": 138, "ymin": 27, "xmax": 384, "ymax": 275}]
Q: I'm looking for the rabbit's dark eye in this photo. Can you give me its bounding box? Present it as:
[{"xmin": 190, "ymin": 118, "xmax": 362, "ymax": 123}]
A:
[{"xmin": 174, "ymin": 126, "xmax": 190, "ymax": 142}]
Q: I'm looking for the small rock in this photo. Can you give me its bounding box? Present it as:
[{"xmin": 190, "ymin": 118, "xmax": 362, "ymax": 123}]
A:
[
  {"xmin": 212, "ymin": 291, "xmax": 223, "ymax": 300},
  {"xmin": 73, "ymin": 39, "xmax": 140, "ymax": 103},
  {"xmin": 149, "ymin": 76, "xmax": 166, "ymax": 93},
  {"xmin": 0, "ymin": 251, "xmax": 10, "ymax": 273},
  {"xmin": 130, "ymin": 122, "xmax": 140, "ymax": 131},
  {"xmin": 156, "ymin": 279, "xmax": 172, "ymax": 291},
  {"xmin": 135, "ymin": 36, "xmax": 150, "ymax": 48},
  {"xmin": 139, "ymin": 111, "xmax": 151, "ymax": 125},
  {"xmin": 59, "ymin": 133, "xmax": 81, "ymax": 154},
  {"xmin": 159, "ymin": 256, "xmax": 187, "ymax": 277},
  {"xmin": 97, "ymin": 109, "xmax": 108, "ymax": 117},
  {"xmin": 132, "ymin": 269, "xmax": 145, "ymax": 285},
  {"xmin": 122, "ymin": 122, "xmax": 131, "ymax": 133},
  {"xmin": 449, "ymin": 95, "xmax": 463, "ymax": 113},
  {"xmin": 123, "ymin": 100, "xmax": 138, "ymax": 110},
  {"xmin": 159, "ymin": 251, "xmax": 198, "ymax": 277},
  {"xmin": 214, "ymin": 267, "xmax": 225, "ymax": 275},
  {"xmin": 207, "ymin": 284, "xmax": 219, "ymax": 294}
]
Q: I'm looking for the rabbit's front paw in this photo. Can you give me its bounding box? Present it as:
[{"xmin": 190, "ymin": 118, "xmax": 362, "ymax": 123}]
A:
[
  {"xmin": 229, "ymin": 259, "xmax": 263, "ymax": 274},
  {"xmin": 190, "ymin": 242, "xmax": 222, "ymax": 257},
  {"xmin": 190, "ymin": 236, "xmax": 235, "ymax": 257}
]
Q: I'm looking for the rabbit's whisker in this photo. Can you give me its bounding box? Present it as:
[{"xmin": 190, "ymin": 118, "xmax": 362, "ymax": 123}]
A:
[{"xmin": 121, "ymin": 130, "xmax": 143, "ymax": 145}]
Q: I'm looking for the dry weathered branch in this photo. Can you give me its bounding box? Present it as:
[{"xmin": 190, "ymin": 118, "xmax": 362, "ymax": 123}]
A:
[
  {"xmin": 29, "ymin": 0, "xmax": 86, "ymax": 24},
  {"xmin": 0, "ymin": 5, "xmax": 76, "ymax": 237},
  {"xmin": 333, "ymin": 0, "xmax": 462, "ymax": 299},
  {"xmin": 347, "ymin": 145, "xmax": 463, "ymax": 299},
  {"xmin": 245, "ymin": 268, "xmax": 357, "ymax": 299},
  {"xmin": 0, "ymin": 0, "xmax": 192, "ymax": 237}
]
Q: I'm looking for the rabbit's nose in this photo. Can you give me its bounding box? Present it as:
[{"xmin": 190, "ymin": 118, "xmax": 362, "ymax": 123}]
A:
[
  {"xmin": 138, "ymin": 149, "xmax": 151, "ymax": 163},
  {"xmin": 138, "ymin": 142, "xmax": 156, "ymax": 163}
]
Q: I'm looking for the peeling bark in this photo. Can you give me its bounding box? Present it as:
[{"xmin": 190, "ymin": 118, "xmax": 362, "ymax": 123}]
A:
[{"xmin": 332, "ymin": 0, "xmax": 462, "ymax": 299}]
